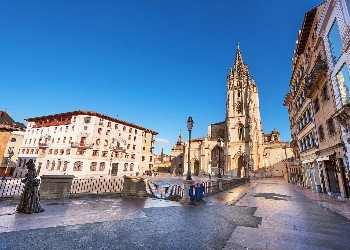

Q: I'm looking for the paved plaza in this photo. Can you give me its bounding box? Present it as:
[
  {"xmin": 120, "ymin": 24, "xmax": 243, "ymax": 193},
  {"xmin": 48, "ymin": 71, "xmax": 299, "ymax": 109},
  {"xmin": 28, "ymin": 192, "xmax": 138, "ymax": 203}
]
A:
[{"xmin": 0, "ymin": 178, "xmax": 349, "ymax": 249}]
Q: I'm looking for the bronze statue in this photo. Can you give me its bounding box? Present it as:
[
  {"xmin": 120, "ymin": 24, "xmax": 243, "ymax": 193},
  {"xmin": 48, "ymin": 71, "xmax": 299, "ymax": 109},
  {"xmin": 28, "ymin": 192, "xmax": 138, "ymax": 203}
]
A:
[{"xmin": 17, "ymin": 159, "xmax": 45, "ymax": 214}]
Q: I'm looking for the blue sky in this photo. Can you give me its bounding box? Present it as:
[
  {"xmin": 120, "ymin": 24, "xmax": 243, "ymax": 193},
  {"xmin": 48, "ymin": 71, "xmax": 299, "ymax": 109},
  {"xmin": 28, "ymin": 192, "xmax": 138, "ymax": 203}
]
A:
[{"xmin": 0, "ymin": 0, "xmax": 323, "ymax": 154}]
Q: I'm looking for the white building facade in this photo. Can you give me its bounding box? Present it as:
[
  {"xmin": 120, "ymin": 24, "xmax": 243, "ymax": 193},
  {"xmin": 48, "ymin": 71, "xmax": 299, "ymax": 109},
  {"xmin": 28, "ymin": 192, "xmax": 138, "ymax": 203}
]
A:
[{"xmin": 14, "ymin": 111, "xmax": 157, "ymax": 178}]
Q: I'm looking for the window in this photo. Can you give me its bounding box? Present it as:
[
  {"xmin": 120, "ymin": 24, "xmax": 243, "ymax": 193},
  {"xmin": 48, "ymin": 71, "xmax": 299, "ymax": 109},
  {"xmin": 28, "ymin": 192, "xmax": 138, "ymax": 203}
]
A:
[
  {"xmin": 77, "ymin": 149, "xmax": 86, "ymax": 155},
  {"xmin": 133, "ymin": 145, "xmax": 136, "ymax": 150},
  {"xmin": 48, "ymin": 149, "xmax": 53, "ymax": 155},
  {"xmin": 72, "ymin": 125, "xmax": 75, "ymax": 131},
  {"xmin": 104, "ymin": 140, "xmax": 108, "ymax": 146},
  {"xmin": 107, "ymin": 122, "xmax": 111, "ymax": 128},
  {"xmin": 127, "ymin": 144, "xmax": 130, "ymax": 149},
  {"xmin": 60, "ymin": 149, "xmax": 64, "ymax": 155},
  {"xmin": 57, "ymin": 161, "xmax": 62, "ymax": 170},
  {"xmin": 96, "ymin": 139, "xmax": 100, "ymax": 146},
  {"xmin": 134, "ymin": 136, "xmax": 136, "ymax": 141},
  {"xmin": 130, "ymin": 163, "xmax": 134, "ymax": 171},
  {"xmin": 90, "ymin": 162, "xmax": 97, "ymax": 171},
  {"xmin": 69, "ymin": 137, "xmax": 72, "ymax": 143},
  {"xmin": 63, "ymin": 137, "xmax": 66, "ymax": 143},
  {"xmin": 99, "ymin": 162, "xmax": 105, "ymax": 171},
  {"xmin": 98, "ymin": 128, "xmax": 102, "ymax": 134},
  {"xmin": 322, "ymin": 86, "xmax": 329, "ymax": 101},
  {"xmin": 328, "ymin": 19, "xmax": 342, "ymax": 62},
  {"xmin": 123, "ymin": 126, "xmax": 126, "ymax": 131},
  {"xmin": 131, "ymin": 154, "xmax": 135, "ymax": 159},
  {"xmin": 51, "ymin": 160, "xmax": 55, "ymax": 170},
  {"xmin": 238, "ymin": 124, "xmax": 244, "ymax": 141},
  {"xmin": 115, "ymin": 124, "xmax": 118, "ymax": 130},
  {"xmin": 111, "ymin": 163, "xmax": 119, "ymax": 176},
  {"xmin": 57, "ymin": 138, "xmax": 60, "ymax": 144},
  {"xmin": 313, "ymin": 98, "xmax": 320, "ymax": 113},
  {"xmin": 93, "ymin": 150, "xmax": 99, "ymax": 156},
  {"xmin": 336, "ymin": 64, "xmax": 350, "ymax": 104},
  {"xmin": 35, "ymin": 149, "xmax": 39, "ymax": 154},
  {"xmin": 54, "ymin": 149, "xmax": 58, "ymax": 155},
  {"xmin": 73, "ymin": 161, "xmax": 83, "ymax": 171},
  {"xmin": 65, "ymin": 126, "xmax": 69, "ymax": 132},
  {"xmin": 84, "ymin": 117, "xmax": 91, "ymax": 123},
  {"xmin": 327, "ymin": 118, "xmax": 336, "ymax": 135},
  {"xmin": 63, "ymin": 161, "xmax": 68, "ymax": 171},
  {"xmin": 10, "ymin": 138, "xmax": 16, "ymax": 142},
  {"xmin": 46, "ymin": 160, "xmax": 50, "ymax": 169},
  {"xmin": 66, "ymin": 149, "xmax": 71, "ymax": 155},
  {"xmin": 123, "ymin": 163, "xmax": 128, "ymax": 171},
  {"xmin": 102, "ymin": 151, "xmax": 108, "ymax": 157},
  {"xmin": 106, "ymin": 130, "xmax": 110, "ymax": 135}
]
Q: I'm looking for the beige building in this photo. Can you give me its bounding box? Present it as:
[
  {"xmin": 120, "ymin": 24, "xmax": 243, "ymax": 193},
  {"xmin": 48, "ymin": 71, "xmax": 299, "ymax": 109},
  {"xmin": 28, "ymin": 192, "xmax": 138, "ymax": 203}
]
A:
[
  {"xmin": 0, "ymin": 111, "xmax": 26, "ymax": 177},
  {"xmin": 171, "ymin": 46, "xmax": 292, "ymax": 177},
  {"xmin": 284, "ymin": 2, "xmax": 349, "ymax": 198},
  {"xmin": 14, "ymin": 110, "xmax": 158, "ymax": 178}
]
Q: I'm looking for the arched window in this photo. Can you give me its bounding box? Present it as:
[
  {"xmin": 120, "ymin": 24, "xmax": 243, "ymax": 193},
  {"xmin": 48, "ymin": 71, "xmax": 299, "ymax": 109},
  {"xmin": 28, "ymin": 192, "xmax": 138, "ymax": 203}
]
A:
[
  {"xmin": 99, "ymin": 162, "xmax": 105, "ymax": 171},
  {"xmin": 73, "ymin": 161, "xmax": 83, "ymax": 171},
  {"xmin": 238, "ymin": 124, "xmax": 244, "ymax": 141}
]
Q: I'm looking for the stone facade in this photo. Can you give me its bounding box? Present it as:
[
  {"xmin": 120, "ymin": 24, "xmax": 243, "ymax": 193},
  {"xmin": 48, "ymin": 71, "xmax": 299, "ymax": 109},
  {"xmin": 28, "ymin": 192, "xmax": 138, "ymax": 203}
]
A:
[
  {"xmin": 316, "ymin": 0, "xmax": 350, "ymax": 198},
  {"xmin": 171, "ymin": 47, "xmax": 292, "ymax": 177},
  {"xmin": 284, "ymin": 2, "xmax": 350, "ymax": 198},
  {"xmin": 13, "ymin": 111, "xmax": 158, "ymax": 178}
]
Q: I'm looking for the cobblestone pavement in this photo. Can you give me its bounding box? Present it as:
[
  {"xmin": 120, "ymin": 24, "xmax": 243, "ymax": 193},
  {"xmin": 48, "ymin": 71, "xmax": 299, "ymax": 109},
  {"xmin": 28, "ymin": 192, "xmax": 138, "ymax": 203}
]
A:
[
  {"xmin": 224, "ymin": 178, "xmax": 350, "ymax": 250},
  {"xmin": 0, "ymin": 178, "xmax": 349, "ymax": 250}
]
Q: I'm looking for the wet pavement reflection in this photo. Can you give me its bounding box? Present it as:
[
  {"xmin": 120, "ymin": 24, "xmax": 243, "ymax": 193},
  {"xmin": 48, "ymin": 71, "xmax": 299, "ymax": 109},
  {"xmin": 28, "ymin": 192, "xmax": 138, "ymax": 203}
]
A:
[{"xmin": 0, "ymin": 178, "xmax": 349, "ymax": 250}]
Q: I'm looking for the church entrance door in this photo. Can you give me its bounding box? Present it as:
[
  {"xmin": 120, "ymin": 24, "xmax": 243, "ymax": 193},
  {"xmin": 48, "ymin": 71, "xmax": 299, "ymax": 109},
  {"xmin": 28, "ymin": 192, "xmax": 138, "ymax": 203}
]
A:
[
  {"xmin": 194, "ymin": 161, "xmax": 200, "ymax": 176},
  {"xmin": 237, "ymin": 156, "xmax": 244, "ymax": 177}
]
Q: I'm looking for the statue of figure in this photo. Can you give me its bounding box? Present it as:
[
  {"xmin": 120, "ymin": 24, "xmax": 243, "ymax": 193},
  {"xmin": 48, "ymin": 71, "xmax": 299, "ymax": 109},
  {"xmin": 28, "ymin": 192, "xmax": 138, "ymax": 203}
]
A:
[
  {"xmin": 178, "ymin": 130, "xmax": 182, "ymax": 143},
  {"xmin": 17, "ymin": 159, "xmax": 45, "ymax": 214}
]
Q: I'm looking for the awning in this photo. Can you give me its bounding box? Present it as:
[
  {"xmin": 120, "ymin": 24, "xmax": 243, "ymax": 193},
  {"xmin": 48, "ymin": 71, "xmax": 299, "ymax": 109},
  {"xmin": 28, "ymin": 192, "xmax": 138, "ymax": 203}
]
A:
[
  {"xmin": 302, "ymin": 159, "xmax": 315, "ymax": 164},
  {"xmin": 316, "ymin": 156, "xmax": 329, "ymax": 162}
]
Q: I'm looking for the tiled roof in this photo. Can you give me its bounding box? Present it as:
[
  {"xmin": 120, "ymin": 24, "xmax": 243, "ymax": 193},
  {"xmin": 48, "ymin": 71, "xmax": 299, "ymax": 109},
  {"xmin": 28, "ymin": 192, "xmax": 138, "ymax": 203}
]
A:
[
  {"xmin": 0, "ymin": 110, "xmax": 26, "ymax": 131},
  {"xmin": 25, "ymin": 110, "xmax": 158, "ymax": 135}
]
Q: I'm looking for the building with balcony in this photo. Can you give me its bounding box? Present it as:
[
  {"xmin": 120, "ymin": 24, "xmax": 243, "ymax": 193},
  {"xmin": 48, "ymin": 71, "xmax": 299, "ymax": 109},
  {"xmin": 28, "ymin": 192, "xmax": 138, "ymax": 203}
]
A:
[
  {"xmin": 316, "ymin": 0, "xmax": 350, "ymax": 198},
  {"xmin": 284, "ymin": 2, "xmax": 350, "ymax": 198},
  {"xmin": 13, "ymin": 110, "xmax": 158, "ymax": 178}
]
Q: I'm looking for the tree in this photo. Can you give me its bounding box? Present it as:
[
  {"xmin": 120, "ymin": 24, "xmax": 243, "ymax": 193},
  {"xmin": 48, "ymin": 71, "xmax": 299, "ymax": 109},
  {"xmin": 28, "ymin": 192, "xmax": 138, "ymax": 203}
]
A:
[{"xmin": 160, "ymin": 148, "xmax": 164, "ymax": 163}]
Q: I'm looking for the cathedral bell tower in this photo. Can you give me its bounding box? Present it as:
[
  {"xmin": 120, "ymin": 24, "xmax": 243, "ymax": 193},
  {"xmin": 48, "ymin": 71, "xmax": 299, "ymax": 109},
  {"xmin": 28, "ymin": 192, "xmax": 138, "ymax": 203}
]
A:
[{"xmin": 225, "ymin": 44, "xmax": 264, "ymax": 176}]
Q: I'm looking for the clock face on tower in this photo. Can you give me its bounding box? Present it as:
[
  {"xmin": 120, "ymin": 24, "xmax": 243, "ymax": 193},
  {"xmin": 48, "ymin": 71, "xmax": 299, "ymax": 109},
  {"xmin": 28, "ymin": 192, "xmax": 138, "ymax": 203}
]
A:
[{"xmin": 217, "ymin": 129, "xmax": 225, "ymax": 138}]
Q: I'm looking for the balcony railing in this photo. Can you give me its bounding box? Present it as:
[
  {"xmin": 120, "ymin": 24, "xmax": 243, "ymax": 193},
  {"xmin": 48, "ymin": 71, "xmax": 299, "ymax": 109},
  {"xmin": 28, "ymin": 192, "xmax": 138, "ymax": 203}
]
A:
[
  {"xmin": 110, "ymin": 146, "xmax": 126, "ymax": 153},
  {"xmin": 38, "ymin": 142, "xmax": 50, "ymax": 148},
  {"xmin": 305, "ymin": 60, "xmax": 327, "ymax": 97},
  {"xmin": 71, "ymin": 142, "xmax": 94, "ymax": 148}
]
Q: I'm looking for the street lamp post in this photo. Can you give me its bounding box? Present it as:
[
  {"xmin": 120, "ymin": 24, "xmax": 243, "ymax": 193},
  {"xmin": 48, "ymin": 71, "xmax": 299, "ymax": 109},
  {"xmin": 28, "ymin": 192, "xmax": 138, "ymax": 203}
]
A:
[
  {"xmin": 217, "ymin": 139, "xmax": 222, "ymax": 178},
  {"xmin": 186, "ymin": 117, "xmax": 194, "ymax": 181}
]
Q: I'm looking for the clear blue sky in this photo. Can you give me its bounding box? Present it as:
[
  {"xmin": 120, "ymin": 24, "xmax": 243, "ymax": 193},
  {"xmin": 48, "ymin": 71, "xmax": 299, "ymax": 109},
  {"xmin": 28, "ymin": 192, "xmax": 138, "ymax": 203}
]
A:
[{"xmin": 0, "ymin": 0, "xmax": 323, "ymax": 154}]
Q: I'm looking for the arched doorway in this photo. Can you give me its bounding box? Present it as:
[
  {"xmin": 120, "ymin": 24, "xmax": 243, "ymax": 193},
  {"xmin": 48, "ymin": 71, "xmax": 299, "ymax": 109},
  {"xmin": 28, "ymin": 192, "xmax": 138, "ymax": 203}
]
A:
[
  {"xmin": 211, "ymin": 146, "xmax": 225, "ymax": 176},
  {"xmin": 194, "ymin": 160, "xmax": 200, "ymax": 176},
  {"xmin": 237, "ymin": 156, "xmax": 244, "ymax": 177}
]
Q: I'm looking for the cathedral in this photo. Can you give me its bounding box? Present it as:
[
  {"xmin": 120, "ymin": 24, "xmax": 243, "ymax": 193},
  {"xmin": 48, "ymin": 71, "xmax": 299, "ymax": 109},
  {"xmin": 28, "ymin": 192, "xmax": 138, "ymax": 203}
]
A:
[{"xmin": 171, "ymin": 46, "xmax": 292, "ymax": 177}]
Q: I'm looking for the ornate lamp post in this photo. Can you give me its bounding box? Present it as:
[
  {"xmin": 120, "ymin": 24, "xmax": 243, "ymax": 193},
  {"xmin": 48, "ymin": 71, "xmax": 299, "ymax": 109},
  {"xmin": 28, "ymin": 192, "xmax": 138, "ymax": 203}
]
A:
[
  {"xmin": 217, "ymin": 138, "xmax": 222, "ymax": 178},
  {"xmin": 186, "ymin": 117, "xmax": 194, "ymax": 181}
]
